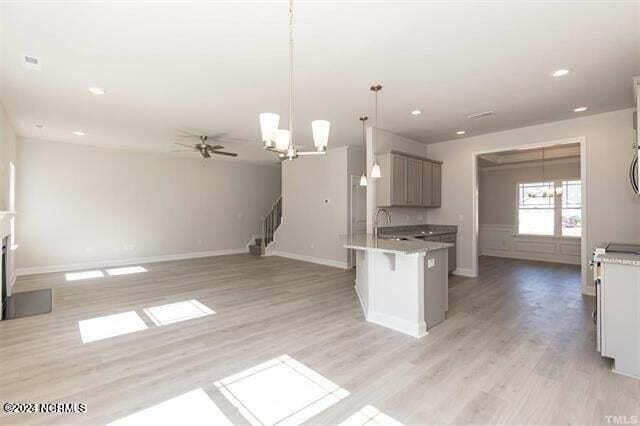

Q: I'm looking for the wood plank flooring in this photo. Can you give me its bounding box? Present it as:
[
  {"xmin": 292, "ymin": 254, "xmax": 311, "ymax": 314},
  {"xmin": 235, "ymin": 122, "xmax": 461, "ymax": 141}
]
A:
[{"xmin": 1, "ymin": 255, "xmax": 638, "ymax": 425}]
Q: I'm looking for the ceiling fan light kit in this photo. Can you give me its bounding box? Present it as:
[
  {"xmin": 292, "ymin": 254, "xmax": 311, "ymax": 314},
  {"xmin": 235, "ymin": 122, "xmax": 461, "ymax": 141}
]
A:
[{"xmin": 259, "ymin": 0, "xmax": 330, "ymax": 161}]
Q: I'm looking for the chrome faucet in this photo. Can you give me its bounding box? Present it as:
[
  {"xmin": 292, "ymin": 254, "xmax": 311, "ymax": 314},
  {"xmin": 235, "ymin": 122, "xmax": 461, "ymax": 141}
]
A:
[{"xmin": 374, "ymin": 209, "xmax": 391, "ymax": 239}]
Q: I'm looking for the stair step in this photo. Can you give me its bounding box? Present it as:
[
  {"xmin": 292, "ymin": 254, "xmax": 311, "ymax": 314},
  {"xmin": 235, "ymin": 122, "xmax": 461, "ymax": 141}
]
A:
[
  {"xmin": 249, "ymin": 244, "xmax": 264, "ymax": 256},
  {"xmin": 254, "ymin": 238, "xmax": 263, "ymax": 245}
]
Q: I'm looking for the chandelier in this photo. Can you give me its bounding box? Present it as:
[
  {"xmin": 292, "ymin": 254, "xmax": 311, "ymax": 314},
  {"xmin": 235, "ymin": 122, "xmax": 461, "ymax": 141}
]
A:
[
  {"xmin": 259, "ymin": 0, "xmax": 330, "ymax": 160},
  {"xmin": 526, "ymin": 146, "xmax": 563, "ymax": 198}
]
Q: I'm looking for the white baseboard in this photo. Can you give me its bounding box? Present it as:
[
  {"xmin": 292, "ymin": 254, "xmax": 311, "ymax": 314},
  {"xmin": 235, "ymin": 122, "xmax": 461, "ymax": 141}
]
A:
[
  {"xmin": 480, "ymin": 249, "xmax": 580, "ymax": 265},
  {"xmin": 367, "ymin": 310, "xmax": 427, "ymax": 339},
  {"xmin": 268, "ymin": 250, "xmax": 349, "ymax": 270},
  {"xmin": 452, "ymin": 268, "xmax": 476, "ymax": 277},
  {"xmin": 16, "ymin": 248, "xmax": 248, "ymax": 276}
]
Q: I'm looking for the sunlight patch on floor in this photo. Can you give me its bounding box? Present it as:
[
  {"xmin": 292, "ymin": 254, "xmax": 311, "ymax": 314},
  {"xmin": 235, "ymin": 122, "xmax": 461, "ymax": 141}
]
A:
[
  {"xmin": 79, "ymin": 311, "xmax": 148, "ymax": 343},
  {"xmin": 214, "ymin": 354, "xmax": 349, "ymax": 425},
  {"xmin": 106, "ymin": 266, "xmax": 148, "ymax": 276},
  {"xmin": 339, "ymin": 405, "xmax": 403, "ymax": 426},
  {"xmin": 65, "ymin": 270, "xmax": 104, "ymax": 281},
  {"xmin": 143, "ymin": 300, "xmax": 215, "ymax": 326},
  {"xmin": 107, "ymin": 388, "xmax": 232, "ymax": 426}
]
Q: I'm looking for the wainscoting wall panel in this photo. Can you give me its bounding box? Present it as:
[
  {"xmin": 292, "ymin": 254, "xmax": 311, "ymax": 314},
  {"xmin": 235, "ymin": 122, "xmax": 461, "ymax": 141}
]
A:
[{"xmin": 479, "ymin": 224, "xmax": 580, "ymax": 265}]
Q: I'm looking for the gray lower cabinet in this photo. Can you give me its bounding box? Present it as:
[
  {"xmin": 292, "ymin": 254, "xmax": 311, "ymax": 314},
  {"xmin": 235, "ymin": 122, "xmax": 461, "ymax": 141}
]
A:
[
  {"xmin": 424, "ymin": 248, "xmax": 448, "ymax": 329},
  {"xmin": 440, "ymin": 233, "xmax": 456, "ymax": 273},
  {"xmin": 376, "ymin": 151, "xmax": 442, "ymax": 208},
  {"xmin": 424, "ymin": 233, "xmax": 456, "ymax": 273}
]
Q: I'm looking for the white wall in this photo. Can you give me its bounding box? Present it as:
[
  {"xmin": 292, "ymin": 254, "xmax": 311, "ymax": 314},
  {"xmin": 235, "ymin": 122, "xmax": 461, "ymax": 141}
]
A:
[
  {"xmin": 0, "ymin": 101, "xmax": 17, "ymax": 292},
  {"xmin": 16, "ymin": 138, "xmax": 281, "ymax": 273},
  {"xmin": 273, "ymin": 146, "xmax": 357, "ymax": 268},
  {"xmin": 427, "ymin": 108, "xmax": 640, "ymax": 292},
  {"xmin": 0, "ymin": 101, "xmax": 16, "ymax": 211}
]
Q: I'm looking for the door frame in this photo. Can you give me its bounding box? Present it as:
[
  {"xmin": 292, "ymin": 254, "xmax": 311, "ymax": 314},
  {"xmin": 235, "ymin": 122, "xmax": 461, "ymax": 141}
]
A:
[{"xmin": 471, "ymin": 136, "xmax": 589, "ymax": 294}]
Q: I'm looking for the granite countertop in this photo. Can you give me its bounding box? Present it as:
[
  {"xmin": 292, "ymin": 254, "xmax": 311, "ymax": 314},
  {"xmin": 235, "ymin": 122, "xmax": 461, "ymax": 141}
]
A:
[
  {"xmin": 593, "ymin": 243, "xmax": 640, "ymax": 267},
  {"xmin": 378, "ymin": 224, "xmax": 458, "ymax": 239},
  {"xmin": 341, "ymin": 233, "xmax": 452, "ymax": 255}
]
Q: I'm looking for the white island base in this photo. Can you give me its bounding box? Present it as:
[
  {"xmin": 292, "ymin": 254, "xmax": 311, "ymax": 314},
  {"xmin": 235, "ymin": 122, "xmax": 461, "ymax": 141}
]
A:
[{"xmin": 353, "ymin": 247, "xmax": 449, "ymax": 338}]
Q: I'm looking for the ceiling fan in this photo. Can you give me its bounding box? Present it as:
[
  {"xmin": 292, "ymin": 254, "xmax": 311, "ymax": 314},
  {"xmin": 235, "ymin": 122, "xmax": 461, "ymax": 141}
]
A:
[{"xmin": 173, "ymin": 134, "xmax": 238, "ymax": 159}]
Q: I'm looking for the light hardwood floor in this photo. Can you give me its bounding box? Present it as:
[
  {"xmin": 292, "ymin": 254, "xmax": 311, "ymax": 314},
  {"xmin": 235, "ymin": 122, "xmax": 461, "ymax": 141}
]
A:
[{"xmin": 1, "ymin": 255, "xmax": 638, "ymax": 425}]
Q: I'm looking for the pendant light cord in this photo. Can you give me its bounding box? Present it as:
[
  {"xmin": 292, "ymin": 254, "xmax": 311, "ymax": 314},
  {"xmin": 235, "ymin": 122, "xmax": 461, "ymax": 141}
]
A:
[{"xmin": 288, "ymin": 0, "xmax": 294, "ymax": 150}]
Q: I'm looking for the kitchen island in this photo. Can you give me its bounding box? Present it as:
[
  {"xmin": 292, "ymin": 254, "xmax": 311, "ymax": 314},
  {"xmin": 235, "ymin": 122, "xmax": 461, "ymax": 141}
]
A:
[{"xmin": 342, "ymin": 233, "xmax": 452, "ymax": 338}]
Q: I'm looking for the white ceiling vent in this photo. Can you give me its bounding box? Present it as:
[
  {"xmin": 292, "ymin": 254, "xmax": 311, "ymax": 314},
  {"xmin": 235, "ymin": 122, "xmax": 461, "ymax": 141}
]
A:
[
  {"xmin": 467, "ymin": 110, "xmax": 494, "ymax": 119},
  {"xmin": 23, "ymin": 54, "xmax": 41, "ymax": 70}
]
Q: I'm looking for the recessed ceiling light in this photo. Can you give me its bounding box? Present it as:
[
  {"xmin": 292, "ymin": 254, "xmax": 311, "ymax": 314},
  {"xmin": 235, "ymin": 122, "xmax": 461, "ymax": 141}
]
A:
[
  {"xmin": 35, "ymin": 124, "xmax": 44, "ymax": 129},
  {"xmin": 456, "ymin": 130, "xmax": 466, "ymax": 135},
  {"xmin": 551, "ymin": 69, "xmax": 570, "ymax": 77},
  {"xmin": 88, "ymin": 87, "xmax": 105, "ymax": 95},
  {"xmin": 410, "ymin": 109, "xmax": 422, "ymax": 116},
  {"xmin": 573, "ymin": 106, "xmax": 588, "ymax": 112},
  {"xmin": 73, "ymin": 131, "xmax": 85, "ymax": 136}
]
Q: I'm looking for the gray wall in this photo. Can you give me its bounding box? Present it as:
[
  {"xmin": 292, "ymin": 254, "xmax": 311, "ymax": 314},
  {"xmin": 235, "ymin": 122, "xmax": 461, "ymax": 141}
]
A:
[
  {"xmin": 479, "ymin": 159, "xmax": 580, "ymax": 226},
  {"xmin": 16, "ymin": 138, "xmax": 281, "ymax": 272},
  {"xmin": 274, "ymin": 146, "xmax": 356, "ymax": 268}
]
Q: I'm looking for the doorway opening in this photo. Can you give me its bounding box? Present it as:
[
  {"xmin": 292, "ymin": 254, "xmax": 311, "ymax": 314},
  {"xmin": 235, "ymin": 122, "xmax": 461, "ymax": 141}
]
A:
[{"xmin": 472, "ymin": 137, "xmax": 589, "ymax": 294}]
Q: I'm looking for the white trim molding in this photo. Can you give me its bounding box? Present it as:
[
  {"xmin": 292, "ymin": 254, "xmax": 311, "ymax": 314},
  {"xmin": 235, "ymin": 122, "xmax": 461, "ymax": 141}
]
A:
[
  {"xmin": 479, "ymin": 224, "xmax": 580, "ymax": 265},
  {"xmin": 268, "ymin": 250, "xmax": 349, "ymax": 269},
  {"xmin": 452, "ymin": 268, "xmax": 476, "ymax": 277},
  {"xmin": 16, "ymin": 248, "xmax": 248, "ymax": 276},
  {"xmin": 367, "ymin": 310, "xmax": 427, "ymax": 339}
]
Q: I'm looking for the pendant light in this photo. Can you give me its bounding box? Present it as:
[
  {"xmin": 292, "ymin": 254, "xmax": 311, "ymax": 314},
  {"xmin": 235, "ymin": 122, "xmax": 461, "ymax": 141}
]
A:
[
  {"xmin": 258, "ymin": 0, "xmax": 329, "ymax": 160},
  {"xmin": 359, "ymin": 116, "xmax": 368, "ymax": 186},
  {"xmin": 370, "ymin": 84, "xmax": 382, "ymax": 178}
]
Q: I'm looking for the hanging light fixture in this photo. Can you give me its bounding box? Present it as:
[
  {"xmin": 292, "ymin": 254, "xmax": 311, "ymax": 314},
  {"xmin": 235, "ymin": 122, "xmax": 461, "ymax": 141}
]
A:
[
  {"xmin": 527, "ymin": 146, "xmax": 561, "ymax": 198},
  {"xmin": 359, "ymin": 116, "xmax": 368, "ymax": 186},
  {"xmin": 258, "ymin": 0, "xmax": 329, "ymax": 160},
  {"xmin": 370, "ymin": 84, "xmax": 382, "ymax": 178}
]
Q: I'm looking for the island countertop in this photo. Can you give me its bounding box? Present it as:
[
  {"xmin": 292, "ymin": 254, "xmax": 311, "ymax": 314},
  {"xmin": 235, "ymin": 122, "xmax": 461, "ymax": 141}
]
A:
[{"xmin": 341, "ymin": 233, "xmax": 452, "ymax": 255}]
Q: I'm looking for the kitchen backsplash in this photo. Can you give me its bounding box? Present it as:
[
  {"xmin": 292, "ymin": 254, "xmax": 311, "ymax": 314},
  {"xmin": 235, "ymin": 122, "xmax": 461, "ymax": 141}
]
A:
[{"xmin": 375, "ymin": 207, "xmax": 430, "ymax": 227}]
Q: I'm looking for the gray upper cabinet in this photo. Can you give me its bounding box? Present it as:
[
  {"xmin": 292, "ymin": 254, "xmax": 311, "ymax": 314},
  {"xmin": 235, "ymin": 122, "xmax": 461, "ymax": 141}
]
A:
[
  {"xmin": 432, "ymin": 162, "xmax": 441, "ymax": 207},
  {"xmin": 406, "ymin": 158, "xmax": 423, "ymax": 206},
  {"xmin": 422, "ymin": 160, "xmax": 433, "ymax": 206},
  {"xmin": 376, "ymin": 151, "xmax": 442, "ymax": 208},
  {"xmin": 391, "ymin": 155, "xmax": 408, "ymax": 205}
]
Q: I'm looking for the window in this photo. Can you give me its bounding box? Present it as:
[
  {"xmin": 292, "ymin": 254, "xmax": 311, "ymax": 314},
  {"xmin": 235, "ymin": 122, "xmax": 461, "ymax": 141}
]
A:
[
  {"xmin": 561, "ymin": 180, "xmax": 582, "ymax": 237},
  {"xmin": 518, "ymin": 182, "xmax": 555, "ymax": 235},
  {"xmin": 517, "ymin": 180, "xmax": 581, "ymax": 238}
]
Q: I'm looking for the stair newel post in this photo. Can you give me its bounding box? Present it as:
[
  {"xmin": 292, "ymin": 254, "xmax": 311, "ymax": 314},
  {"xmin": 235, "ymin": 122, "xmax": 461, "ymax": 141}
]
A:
[{"xmin": 261, "ymin": 216, "xmax": 266, "ymax": 253}]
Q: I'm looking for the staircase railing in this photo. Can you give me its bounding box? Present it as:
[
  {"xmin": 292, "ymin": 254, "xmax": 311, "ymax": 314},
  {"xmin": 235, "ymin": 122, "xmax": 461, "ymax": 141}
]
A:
[{"xmin": 261, "ymin": 195, "xmax": 282, "ymax": 253}]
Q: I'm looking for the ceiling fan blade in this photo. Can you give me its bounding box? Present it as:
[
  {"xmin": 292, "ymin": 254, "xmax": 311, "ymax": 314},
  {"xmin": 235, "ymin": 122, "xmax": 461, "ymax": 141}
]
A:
[
  {"xmin": 212, "ymin": 151, "xmax": 238, "ymax": 157},
  {"xmin": 174, "ymin": 142, "xmax": 195, "ymax": 149},
  {"xmin": 207, "ymin": 145, "xmax": 225, "ymax": 151}
]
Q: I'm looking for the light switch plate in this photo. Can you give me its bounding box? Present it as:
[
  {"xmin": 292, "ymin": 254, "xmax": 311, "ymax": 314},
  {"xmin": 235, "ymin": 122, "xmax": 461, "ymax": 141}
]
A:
[{"xmin": 427, "ymin": 258, "xmax": 435, "ymax": 268}]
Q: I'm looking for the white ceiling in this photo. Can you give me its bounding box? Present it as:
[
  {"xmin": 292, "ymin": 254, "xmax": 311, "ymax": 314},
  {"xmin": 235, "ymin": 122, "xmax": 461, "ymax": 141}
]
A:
[{"xmin": 1, "ymin": 1, "xmax": 639, "ymax": 163}]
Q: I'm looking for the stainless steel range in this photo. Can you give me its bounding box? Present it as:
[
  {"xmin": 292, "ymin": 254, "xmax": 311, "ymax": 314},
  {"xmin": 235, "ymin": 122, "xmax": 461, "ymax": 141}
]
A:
[{"xmin": 591, "ymin": 242, "xmax": 640, "ymax": 379}]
